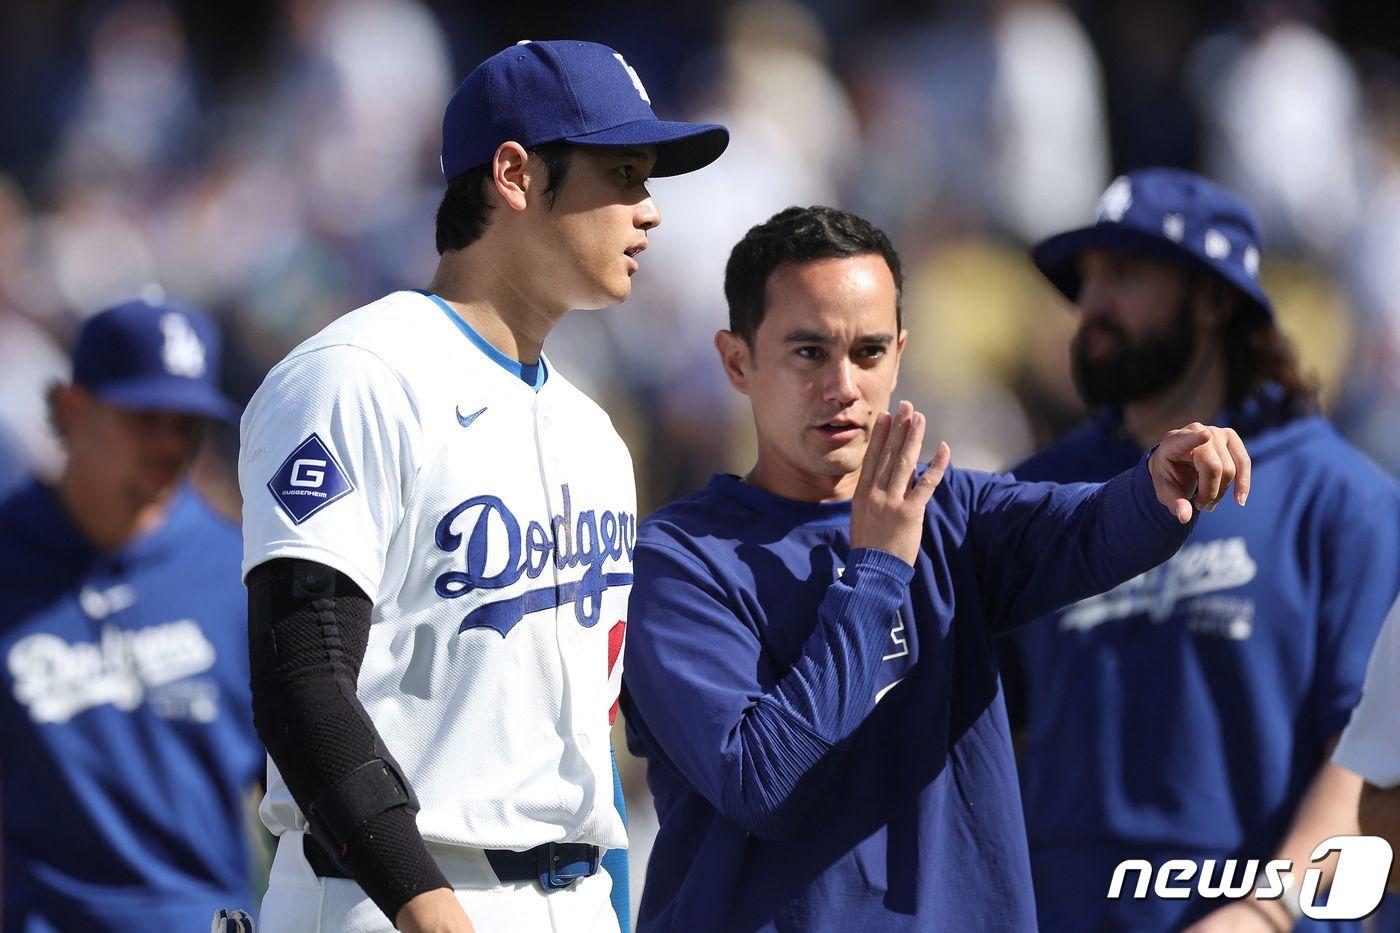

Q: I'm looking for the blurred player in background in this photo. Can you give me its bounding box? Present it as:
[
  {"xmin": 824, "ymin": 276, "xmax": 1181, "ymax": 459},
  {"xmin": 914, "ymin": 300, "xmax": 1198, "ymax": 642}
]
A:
[
  {"xmin": 240, "ymin": 40, "xmax": 726, "ymax": 933},
  {"xmin": 1001, "ymin": 169, "xmax": 1400, "ymax": 931},
  {"xmin": 0, "ymin": 298, "xmax": 265, "ymax": 930},
  {"xmin": 621, "ymin": 205, "xmax": 1250, "ymax": 932}
]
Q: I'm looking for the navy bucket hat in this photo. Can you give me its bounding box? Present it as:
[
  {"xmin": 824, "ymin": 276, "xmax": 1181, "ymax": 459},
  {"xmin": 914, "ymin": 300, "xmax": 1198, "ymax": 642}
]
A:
[
  {"xmin": 1032, "ymin": 168, "xmax": 1272, "ymax": 317},
  {"xmin": 71, "ymin": 297, "xmax": 239, "ymax": 422},
  {"xmin": 441, "ymin": 39, "xmax": 729, "ymax": 181}
]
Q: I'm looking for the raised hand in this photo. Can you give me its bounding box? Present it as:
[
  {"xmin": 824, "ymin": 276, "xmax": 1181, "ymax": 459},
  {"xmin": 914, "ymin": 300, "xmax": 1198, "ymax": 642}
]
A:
[
  {"xmin": 1149, "ymin": 422, "xmax": 1252, "ymax": 524},
  {"xmin": 849, "ymin": 400, "xmax": 952, "ymax": 566}
]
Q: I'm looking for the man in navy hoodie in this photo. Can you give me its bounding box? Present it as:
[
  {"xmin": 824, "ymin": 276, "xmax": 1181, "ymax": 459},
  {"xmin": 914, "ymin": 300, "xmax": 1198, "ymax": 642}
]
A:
[
  {"xmin": 621, "ymin": 205, "xmax": 1252, "ymax": 932},
  {"xmin": 1001, "ymin": 169, "xmax": 1400, "ymax": 931},
  {"xmin": 0, "ymin": 298, "xmax": 265, "ymax": 929}
]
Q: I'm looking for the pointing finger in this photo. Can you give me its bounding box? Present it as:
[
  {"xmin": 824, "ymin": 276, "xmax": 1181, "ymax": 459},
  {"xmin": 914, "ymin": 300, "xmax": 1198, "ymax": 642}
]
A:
[
  {"xmin": 1162, "ymin": 428, "xmax": 1212, "ymax": 463},
  {"xmin": 1193, "ymin": 438, "xmax": 1224, "ymax": 510},
  {"xmin": 1210, "ymin": 432, "xmax": 1236, "ymax": 510},
  {"xmin": 1225, "ymin": 429, "xmax": 1251, "ymax": 505}
]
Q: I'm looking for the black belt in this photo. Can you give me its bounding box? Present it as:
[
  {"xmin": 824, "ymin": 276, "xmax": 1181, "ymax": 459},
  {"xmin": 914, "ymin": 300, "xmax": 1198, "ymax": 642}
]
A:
[
  {"xmin": 302, "ymin": 833, "xmax": 600, "ymax": 889},
  {"xmin": 302, "ymin": 834, "xmax": 354, "ymax": 878}
]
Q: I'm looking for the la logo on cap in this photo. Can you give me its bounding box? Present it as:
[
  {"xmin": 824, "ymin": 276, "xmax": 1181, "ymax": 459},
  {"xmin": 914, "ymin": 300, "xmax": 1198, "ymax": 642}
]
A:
[
  {"xmin": 439, "ymin": 39, "xmax": 729, "ymax": 181},
  {"xmin": 612, "ymin": 53, "xmax": 650, "ymax": 103},
  {"xmin": 160, "ymin": 312, "xmax": 207, "ymax": 378},
  {"xmin": 1096, "ymin": 176, "xmax": 1133, "ymax": 223}
]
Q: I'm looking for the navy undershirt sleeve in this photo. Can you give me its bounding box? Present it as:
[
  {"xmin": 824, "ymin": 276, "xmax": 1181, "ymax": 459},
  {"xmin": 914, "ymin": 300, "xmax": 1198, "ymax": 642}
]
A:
[{"xmin": 968, "ymin": 453, "xmax": 1192, "ymax": 632}]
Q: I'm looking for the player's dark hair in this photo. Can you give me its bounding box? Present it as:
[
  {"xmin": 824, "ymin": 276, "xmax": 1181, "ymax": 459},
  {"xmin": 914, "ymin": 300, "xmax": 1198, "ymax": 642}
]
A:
[
  {"xmin": 724, "ymin": 205, "xmax": 904, "ymax": 346},
  {"xmin": 435, "ymin": 142, "xmax": 574, "ymax": 255},
  {"xmin": 1221, "ymin": 297, "xmax": 1319, "ymax": 414}
]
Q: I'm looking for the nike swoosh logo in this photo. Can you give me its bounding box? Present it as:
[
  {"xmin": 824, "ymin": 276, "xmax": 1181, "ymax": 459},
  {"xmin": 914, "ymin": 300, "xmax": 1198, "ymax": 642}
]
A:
[{"xmin": 456, "ymin": 405, "xmax": 487, "ymax": 428}]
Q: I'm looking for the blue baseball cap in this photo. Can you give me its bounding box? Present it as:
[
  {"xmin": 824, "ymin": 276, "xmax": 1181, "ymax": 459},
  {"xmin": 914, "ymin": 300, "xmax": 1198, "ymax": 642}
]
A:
[
  {"xmin": 441, "ymin": 39, "xmax": 729, "ymax": 181},
  {"xmin": 1032, "ymin": 168, "xmax": 1272, "ymax": 317},
  {"xmin": 70, "ymin": 297, "xmax": 240, "ymax": 422}
]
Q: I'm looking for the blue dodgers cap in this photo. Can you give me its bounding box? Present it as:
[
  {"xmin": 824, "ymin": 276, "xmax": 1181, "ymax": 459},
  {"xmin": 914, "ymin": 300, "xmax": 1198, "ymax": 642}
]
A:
[
  {"xmin": 1032, "ymin": 168, "xmax": 1272, "ymax": 317},
  {"xmin": 70, "ymin": 297, "xmax": 239, "ymax": 422},
  {"xmin": 441, "ymin": 39, "xmax": 729, "ymax": 181}
]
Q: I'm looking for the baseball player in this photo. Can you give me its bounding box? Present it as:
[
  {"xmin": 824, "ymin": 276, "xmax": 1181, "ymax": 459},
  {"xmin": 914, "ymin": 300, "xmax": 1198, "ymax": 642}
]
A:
[
  {"xmin": 619, "ymin": 204, "xmax": 1251, "ymax": 931},
  {"xmin": 1335, "ymin": 594, "xmax": 1400, "ymax": 892},
  {"xmin": 0, "ymin": 298, "xmax": 264, "ymax": 929},
  {"xmin": 999, "ymin": 169, "xmax": 1400, "ymax": 931},
  {"xmin": 238, "ymin": 41, "xmax": 727, "ymax": 933}
]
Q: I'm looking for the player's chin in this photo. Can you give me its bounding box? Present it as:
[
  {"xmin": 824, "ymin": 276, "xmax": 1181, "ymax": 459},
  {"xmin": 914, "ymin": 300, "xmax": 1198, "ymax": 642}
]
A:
[
  {"xmin": 581, "ymin": 274, "xmax": 633, "ymax": 309},
  {"xmin": 808, "ymin": 442, "xmax": 864, "ymax": 478},
  {"xmin": 129, "ymin": 472, "xmax": 181, "ymax": 505}
]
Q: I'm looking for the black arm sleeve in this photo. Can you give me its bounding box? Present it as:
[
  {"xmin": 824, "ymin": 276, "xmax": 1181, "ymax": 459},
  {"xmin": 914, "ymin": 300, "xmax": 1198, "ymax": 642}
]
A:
[{"xmin": 247, "ymin": 558, "xmax": 449, "ymax": 923}]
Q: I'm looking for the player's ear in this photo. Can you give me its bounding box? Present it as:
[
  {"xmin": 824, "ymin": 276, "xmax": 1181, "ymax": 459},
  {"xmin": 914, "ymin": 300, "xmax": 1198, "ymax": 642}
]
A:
[
  {"xmin": 49, "ymin": 383, "xmax": 87, "ymax": 438},
  {"xmin": 714, "ymin": 330, "xmax": 752, "ymax": 396},
  {"xmin": 490, "ymin": 142, "xmax": 531, "ymax": 213},
  {"xmin": 46, "ymin": 382, "xmax": 78, "ymax": 445}
]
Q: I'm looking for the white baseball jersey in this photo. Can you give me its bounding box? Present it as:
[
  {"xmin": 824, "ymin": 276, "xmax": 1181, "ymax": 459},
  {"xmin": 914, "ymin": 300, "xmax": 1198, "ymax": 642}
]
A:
[
  {"xmin": 1334, "ymin": 594, "xmax": 1400, "ymax": 787},
  {"xmin": 239, "ymin": 289, "xmax": 633, "ymax": 852}
]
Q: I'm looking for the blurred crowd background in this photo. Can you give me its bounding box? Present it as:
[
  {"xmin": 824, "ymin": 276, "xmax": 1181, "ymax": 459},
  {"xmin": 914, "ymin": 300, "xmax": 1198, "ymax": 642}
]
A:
[{"xmin": 2, "ymin": 0, "xmax": 1398, "ymax": 917}]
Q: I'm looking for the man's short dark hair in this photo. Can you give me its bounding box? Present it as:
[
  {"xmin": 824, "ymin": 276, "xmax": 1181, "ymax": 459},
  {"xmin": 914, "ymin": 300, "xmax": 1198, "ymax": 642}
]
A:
[
  {"xmin": 435, "ymin": 142, "xmax": 574, "ymax": 255},
  {"xmin": 724, "ymin": 205, "xmax": 904, "ymax": 345}
]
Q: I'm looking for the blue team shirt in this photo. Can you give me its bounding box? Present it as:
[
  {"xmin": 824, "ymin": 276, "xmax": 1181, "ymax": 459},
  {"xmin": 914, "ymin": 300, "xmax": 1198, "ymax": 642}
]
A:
[
  {"xmin": 0, "ymin": 480, "xmax": 265, "ymax": 930},
  {"xmin": 1002, "ymin": 391, "xmax": 1400, "ymax": 932},
  {"xmin": 622, "ymin": 457, "xmax": 1192, "ymax": 932}
]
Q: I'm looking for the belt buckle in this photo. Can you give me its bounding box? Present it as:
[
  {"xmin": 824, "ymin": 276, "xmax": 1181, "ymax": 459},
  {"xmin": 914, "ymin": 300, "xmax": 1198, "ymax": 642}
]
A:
[{"xmin": 535, "ymin": 842, "xmax": 599, "ymax": 891}]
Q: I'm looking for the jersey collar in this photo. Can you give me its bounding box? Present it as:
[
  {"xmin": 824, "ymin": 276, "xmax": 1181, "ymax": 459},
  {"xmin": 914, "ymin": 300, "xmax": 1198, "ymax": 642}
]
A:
[{"xmin": 418, "ymin": 291, "xmax": 548, "ymax": 391}]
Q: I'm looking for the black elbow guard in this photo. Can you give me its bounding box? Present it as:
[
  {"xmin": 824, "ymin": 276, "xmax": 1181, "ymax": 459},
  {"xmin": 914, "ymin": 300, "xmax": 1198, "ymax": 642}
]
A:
[
  {"xmin": 248, "ymin": 559, "xmax": 449, "ymax": 919},
  {"xmin": 247, "ymin": 559, "xmax": 419, "ymax": 849},
  {"xmin": 306, "ymin": 759, "xmax": 415, "ymax": 853}
]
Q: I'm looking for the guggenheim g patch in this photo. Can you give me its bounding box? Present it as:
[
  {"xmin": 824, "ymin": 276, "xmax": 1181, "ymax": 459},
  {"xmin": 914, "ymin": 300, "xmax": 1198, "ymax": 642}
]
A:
[{"xmin": 267, "ymin": 434, "xmax": 354, "ymax": 524}]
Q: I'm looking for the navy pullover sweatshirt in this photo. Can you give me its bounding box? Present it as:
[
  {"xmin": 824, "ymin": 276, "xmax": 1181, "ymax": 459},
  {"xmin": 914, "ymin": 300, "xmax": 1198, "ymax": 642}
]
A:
[
  {"xmin": 622, "ymin": 456, "xmax": 1191, "ymax": 932},
  {"xmin": 1001, "ymin": 393, "xmax": 1400, "ymax": 932}
]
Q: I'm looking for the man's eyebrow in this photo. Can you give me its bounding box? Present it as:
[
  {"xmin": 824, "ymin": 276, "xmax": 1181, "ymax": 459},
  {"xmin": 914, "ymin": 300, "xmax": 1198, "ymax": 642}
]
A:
[
  {"xmin": 781, "ymin": 330, "xmax": 896, "ymax": 345},
  {"xmin": 615, "ymin": 149, "xmax": 653, "ymax": 163},
  {"xmin": 783, "ymin": 329, "xmax": 833, "ymax": 344}
]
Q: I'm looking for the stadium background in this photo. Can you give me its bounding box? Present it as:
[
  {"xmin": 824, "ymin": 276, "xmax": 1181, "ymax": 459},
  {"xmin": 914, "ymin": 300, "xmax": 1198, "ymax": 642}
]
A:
[{"xmin": 1, "ymin": 0, "xmax": 1397, "ymax": 921}]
